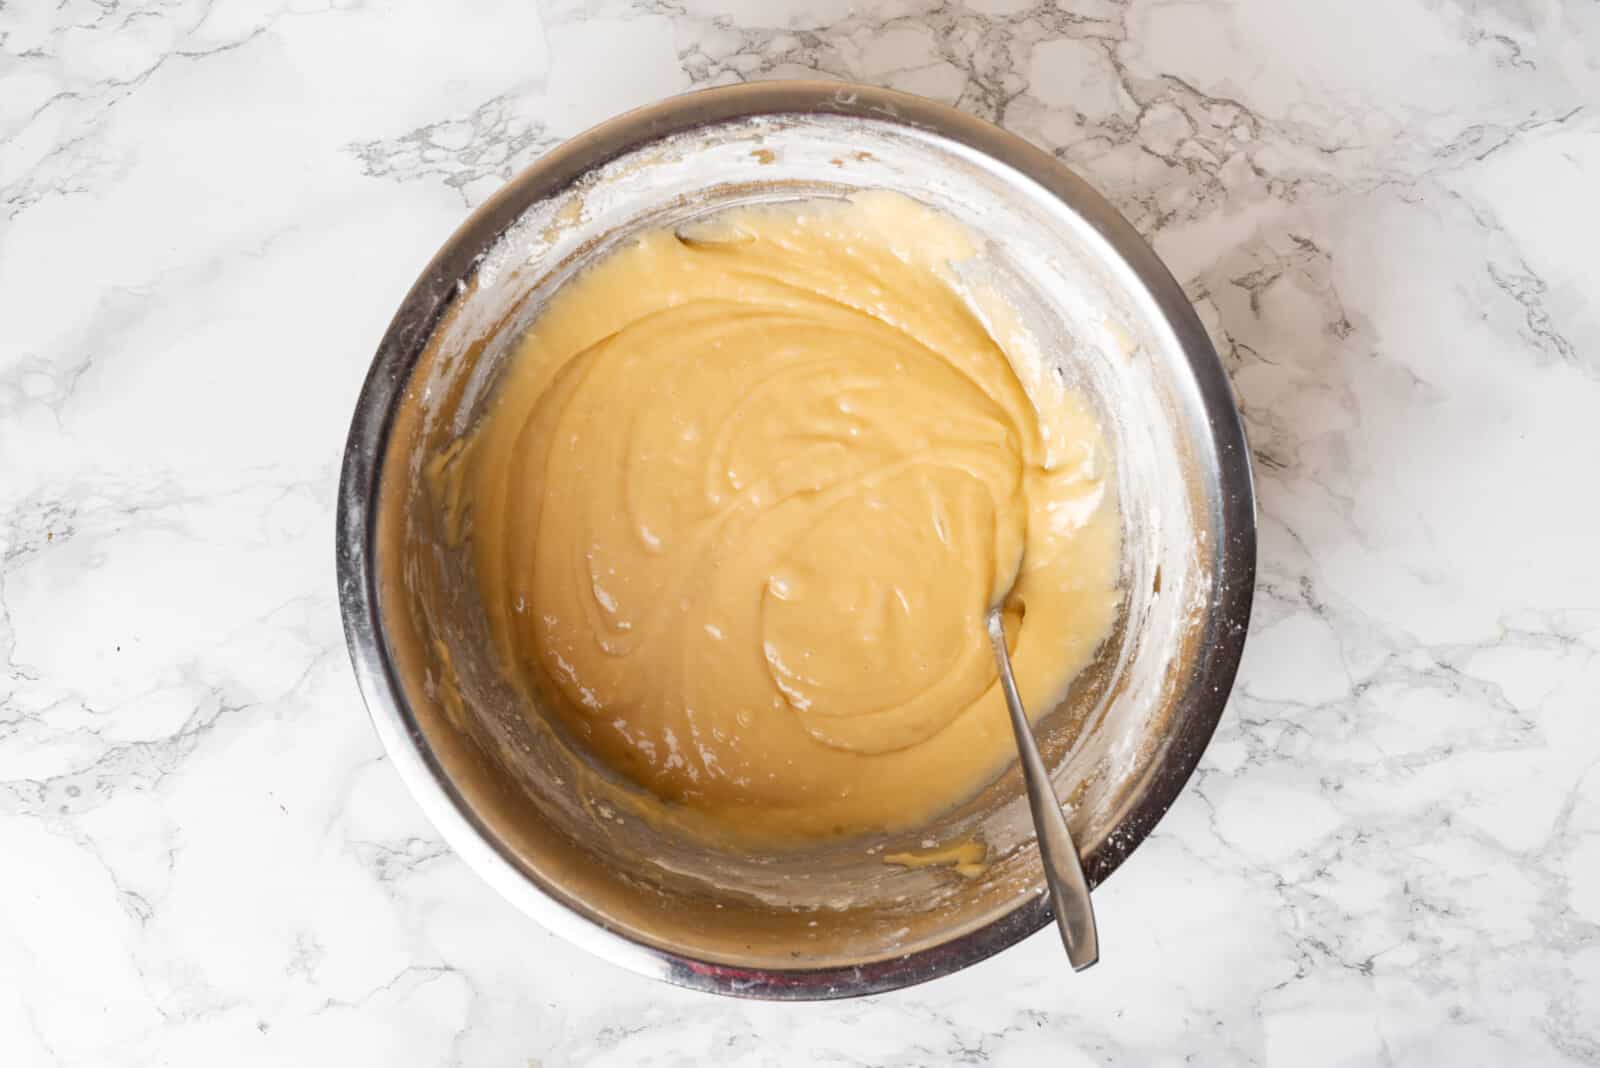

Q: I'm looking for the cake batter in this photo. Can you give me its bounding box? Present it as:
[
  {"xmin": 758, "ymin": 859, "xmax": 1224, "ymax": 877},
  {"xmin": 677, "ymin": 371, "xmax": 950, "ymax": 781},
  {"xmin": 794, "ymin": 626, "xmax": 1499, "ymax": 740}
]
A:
[{"xmin": 461, "ymin": 193, "xmax": 1120, "ymax": 840}]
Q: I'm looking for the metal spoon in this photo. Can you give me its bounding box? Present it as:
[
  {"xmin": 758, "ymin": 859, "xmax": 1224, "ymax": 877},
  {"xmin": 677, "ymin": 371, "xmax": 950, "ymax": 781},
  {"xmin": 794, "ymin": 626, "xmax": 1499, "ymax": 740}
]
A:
[{"xmin": 985, "ymin": 608, "xmax": 1099, "ymax": 971}]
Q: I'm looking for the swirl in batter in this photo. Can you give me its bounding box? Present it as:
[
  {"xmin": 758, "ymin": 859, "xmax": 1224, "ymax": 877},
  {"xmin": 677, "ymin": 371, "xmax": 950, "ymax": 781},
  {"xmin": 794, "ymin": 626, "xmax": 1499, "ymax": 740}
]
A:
[{"xmin": 464, "ymin": 193, "xmax": 1120, "ymax": 840}]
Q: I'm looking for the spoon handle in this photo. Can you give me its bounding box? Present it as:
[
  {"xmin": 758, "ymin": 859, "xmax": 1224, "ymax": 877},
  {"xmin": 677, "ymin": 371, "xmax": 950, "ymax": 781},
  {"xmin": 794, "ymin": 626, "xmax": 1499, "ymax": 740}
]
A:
[{"xmin": 986, "ymin": 610, "xmax": 1100, "ymax": 971}]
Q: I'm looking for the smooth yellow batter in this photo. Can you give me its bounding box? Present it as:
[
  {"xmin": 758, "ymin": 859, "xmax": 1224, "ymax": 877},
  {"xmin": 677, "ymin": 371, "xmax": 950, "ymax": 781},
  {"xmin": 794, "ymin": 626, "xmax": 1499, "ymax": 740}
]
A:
[{"xmin": 461, "ymin": 193, "xmax": 1120, "ymax": 840}]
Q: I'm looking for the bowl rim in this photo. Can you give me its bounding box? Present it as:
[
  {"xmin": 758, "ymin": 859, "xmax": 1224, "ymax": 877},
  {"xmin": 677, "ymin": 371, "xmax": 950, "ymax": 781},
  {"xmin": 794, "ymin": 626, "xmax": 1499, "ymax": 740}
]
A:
[{"xmin": 336, "ymin": 79, "xmax": 1256, "ymax": 1000}]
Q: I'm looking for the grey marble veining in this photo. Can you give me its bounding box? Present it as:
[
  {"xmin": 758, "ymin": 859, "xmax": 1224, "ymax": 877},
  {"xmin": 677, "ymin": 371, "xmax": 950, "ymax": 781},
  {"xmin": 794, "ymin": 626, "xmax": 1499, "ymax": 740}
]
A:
[{"xmin": 2, "ymin": 0, "xmax": 1598, "ymax": 1064}]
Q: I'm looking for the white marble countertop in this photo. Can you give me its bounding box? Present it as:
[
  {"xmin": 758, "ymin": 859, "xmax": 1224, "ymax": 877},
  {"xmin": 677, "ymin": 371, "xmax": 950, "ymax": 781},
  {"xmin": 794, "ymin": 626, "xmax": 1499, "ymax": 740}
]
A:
[{"xmin": 4, "ymin": 1, "xmax": 1598, "ymax": 1064}]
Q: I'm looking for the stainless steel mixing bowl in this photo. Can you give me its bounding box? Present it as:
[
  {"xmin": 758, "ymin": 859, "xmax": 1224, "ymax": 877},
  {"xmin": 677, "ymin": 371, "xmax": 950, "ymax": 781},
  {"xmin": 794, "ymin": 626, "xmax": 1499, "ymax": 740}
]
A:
[{"xmin": 336, "ymin": 81, "xmax": 1255, "ymax": 999}]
